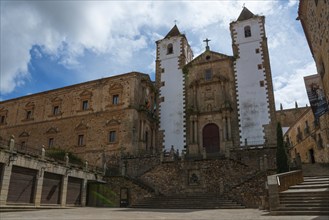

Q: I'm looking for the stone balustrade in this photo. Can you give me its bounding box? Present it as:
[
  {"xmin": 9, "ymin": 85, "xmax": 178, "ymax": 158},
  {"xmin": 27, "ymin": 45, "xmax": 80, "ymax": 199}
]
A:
[{"xmin": 267, "ymin": 170, "xmax": 303, "ymax": 211}]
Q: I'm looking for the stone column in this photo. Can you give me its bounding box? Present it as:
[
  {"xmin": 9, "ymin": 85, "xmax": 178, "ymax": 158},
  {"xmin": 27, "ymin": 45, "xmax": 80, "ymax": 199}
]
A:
[
  {"xmin": 223, "ymin": 117, "xmax": 227, "ymax": 141},
  {"xmin": 34, "ymin": 168, "xmax": 45, "ymax": 207},
  {"xmin": 0, "ymin": 163, "xmax": 13, "ymax": 206},
  {"xmin": 80, "ymin": 178, "xmax": 88, "ymax": 207},
  {"xmin": 60, "ymin": 175, "xmax": 68, "ymax": 207},
  {"xmin": 194, "ymin": 117, "xmax": 198, "ymax": 143},
  {"xmin": 227, "ymin": 116, "xmax": 232, "ymax": 140}
]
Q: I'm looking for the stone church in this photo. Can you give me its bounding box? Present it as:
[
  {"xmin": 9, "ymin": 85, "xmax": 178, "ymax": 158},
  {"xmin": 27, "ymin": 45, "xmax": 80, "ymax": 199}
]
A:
[
  {"xmin": 156, "ymin": 7, "xmax": 277, "ymax": 157},
  {"xmin": 0, "ymin": 7, "xmax": 277, "ymax": 166}
]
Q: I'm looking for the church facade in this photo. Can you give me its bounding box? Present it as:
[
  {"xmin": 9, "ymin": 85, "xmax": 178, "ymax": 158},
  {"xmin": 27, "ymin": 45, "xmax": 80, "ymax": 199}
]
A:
[
  {"xmin": 0, "ymin": 7, "xmax": 277, "ymax": 166},
  {"xmin": 156, "ymin": 7, "xmax": 277, "ymax": 157}
]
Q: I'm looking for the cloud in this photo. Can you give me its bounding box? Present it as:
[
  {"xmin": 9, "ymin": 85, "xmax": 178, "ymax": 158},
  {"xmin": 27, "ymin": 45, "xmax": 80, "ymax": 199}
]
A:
[
  {"xmin": 0, "ymin": 0, "xmax": 314, "ymax": 111},
  {"xmin": 274, "ymin": 62, "xmax": 316, "ymax": 110}
]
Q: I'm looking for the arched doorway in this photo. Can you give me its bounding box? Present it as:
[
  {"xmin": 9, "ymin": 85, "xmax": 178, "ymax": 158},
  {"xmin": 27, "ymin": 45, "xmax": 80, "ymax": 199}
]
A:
[{"xmin": 202, "ymin": 123, "xmax": 220, "ymax": 153}]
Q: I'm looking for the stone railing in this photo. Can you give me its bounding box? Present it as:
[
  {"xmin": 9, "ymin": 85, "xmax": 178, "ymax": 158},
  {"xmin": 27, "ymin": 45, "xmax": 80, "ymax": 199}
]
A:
[{"xmin": 267, "ymin": 170, "xmax": 303, "ymax": 211}]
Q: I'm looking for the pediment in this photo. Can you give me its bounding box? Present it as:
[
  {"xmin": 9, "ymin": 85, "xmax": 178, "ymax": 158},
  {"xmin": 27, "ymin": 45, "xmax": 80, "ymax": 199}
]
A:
[
  {"xmin": 79, "ymin": 90, "xmax": 92, "ymax": 98},
  {"xmin": 25, "ymin": 102, "xmax": 35, "ymax": 109},
  {"xmin": 109, "ymin": 83, "xmax": 123, "ymax": 91},
  {"xmin": 19, "ymin": 131, "xmax": 30, "ymax": 137},
  {"xmin": 51, "ymin": 97, "xmax": 62, "ymax": 104},
  {"xmin": 186, "ymin": 50, "xmax": 232, "ymax": 67},
  {"xmin": 75, "ymin": 122, "xmax": 89, "ymax": 131},
  {"xmin": 0, "ymin": 107, "xmax": 8, "ymax": 114},
  {"xmin": 106, "ymin": 119, "xmax": 121, "ymax": 126},
  {"xmin": 46, "ymin": 127, "xmax": 59, "ymax": 134}
]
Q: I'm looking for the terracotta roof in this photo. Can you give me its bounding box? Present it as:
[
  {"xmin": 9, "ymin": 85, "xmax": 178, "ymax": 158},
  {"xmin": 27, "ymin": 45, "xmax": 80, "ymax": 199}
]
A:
[
  {"xmin": 165, "ymin": 25, "xmax": 181, "ymax": 38},
  {"xmin": 237, "ymin": 7, "xmax": 255, "ymax": 21}
]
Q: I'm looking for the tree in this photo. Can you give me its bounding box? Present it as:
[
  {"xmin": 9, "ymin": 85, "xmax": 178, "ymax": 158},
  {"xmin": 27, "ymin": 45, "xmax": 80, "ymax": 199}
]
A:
[{"xmin": 276, "ymin": 122, "xmax": 289, "ymax": 173}]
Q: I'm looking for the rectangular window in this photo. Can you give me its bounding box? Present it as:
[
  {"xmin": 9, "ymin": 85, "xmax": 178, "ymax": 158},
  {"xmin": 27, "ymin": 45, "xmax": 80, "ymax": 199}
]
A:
[
  {"xmin": 255, "ymin": 48, "xmax": 260, "ymax": 54},
  {"xmin": 258, "ymin": 64, "xmax": 262, "ymax": 70},
  {"xmin": 78, "ymin": 135, "xmax": 84, "ymax": 146},
  {"xmin": 26, "ymin": 110, "xmax": 32, "ymax": 119},
  {"xmin": 112, "ymin": 95, "xmax": 119, "ymax": 105},
  {"xmin": 205, "ymin": 69, "xmax": 212, "ymax": 81},
  {"xmin": 82, "ymin": 100, "xmax": 89, "ymax": 110},
  {"xmin": 259, "ymin": 81, "xmax": 264, "ymax": 87},
  {"xmin": 48, "ymin": 138, "xmax": 54, "ymax": 148},
  {"xmin": 109, "ymin": 131, "xmax": 116, "ymax": 143},
  {"xmin": 53, "ymin": 106, "xmax": 59, "ymax": 115},
  {"xmin": 0, "ymin": 115, "xmax": 5, "ymax": 124}
]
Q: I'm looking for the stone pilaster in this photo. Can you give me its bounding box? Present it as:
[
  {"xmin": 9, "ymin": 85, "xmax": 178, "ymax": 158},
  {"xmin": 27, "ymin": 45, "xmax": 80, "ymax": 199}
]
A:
[
  {"xmin": 34, "ymin": 169, "xmax": 45, "ymax": 207},
  {"xmin": 60, "ymin": 175, "xmax": 68, "ymax": 207},
  {"xmin": 0, "ymin": 163, "xmax": 12, "ymax": 206}
]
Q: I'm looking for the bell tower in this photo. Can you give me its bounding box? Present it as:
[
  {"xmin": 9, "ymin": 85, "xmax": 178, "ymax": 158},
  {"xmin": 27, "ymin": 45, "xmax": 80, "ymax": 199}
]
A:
[
  {"xmin": 155, "ymin": 25, "xmax": 193, "ymax": 152},
  {"xmin": 230, "ymin": 7, "xmax": 277, "ymax": 147}
]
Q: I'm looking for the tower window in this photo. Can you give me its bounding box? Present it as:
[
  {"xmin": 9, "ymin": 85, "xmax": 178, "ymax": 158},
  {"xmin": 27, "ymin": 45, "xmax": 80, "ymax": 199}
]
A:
[
  {"xmin": 258, "ymin": 64, "xmax": 262, "ymax": 70},
  {"xmin": 167, "ymin": 43, "xmax": 173, "ymax": 54},
  {"xmin": 255, "ymin": 48, "xmax": 260, "ymax": 54},
  {"xmin": 259, "ymin": 81, "xmax": 264, "ymax": 87},
  {"xmin": 244, "ymin": 26, "xmax": 251, "ymax": 38}
]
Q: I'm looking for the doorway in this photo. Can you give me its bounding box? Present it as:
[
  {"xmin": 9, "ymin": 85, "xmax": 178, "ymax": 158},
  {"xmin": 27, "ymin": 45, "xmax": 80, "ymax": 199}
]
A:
[{"xmin": 202, "ymin": 123, "xmax": 220, "ymax": 153}]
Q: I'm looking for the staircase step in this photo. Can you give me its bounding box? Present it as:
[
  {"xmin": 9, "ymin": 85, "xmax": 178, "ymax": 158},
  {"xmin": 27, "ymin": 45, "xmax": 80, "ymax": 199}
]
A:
[
  {"xmin": 271, "ymin": 210, "xmax": 329, "ymax": 216},
  {"xmin": 132, "ymin": 195, "xmax": 245, "ymax": 209}
]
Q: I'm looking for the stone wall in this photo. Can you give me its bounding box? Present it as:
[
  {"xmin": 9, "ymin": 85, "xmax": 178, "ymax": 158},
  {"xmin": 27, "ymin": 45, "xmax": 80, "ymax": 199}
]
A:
[{"xmin": 103, "ymin": 176, "xmax": 154, "ymax": 207}]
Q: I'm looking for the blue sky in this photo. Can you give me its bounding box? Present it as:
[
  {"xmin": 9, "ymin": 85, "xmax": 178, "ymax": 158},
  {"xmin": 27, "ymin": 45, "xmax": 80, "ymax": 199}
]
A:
[{"xmin": 0, "ymin": 0, "xmax": 315, "ymax": 109}]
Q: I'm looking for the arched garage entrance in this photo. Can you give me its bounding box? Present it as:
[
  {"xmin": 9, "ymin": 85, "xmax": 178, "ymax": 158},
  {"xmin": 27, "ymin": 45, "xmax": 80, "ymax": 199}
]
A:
[{"xmin": 202, "ymin": 123, "xmax": 220, "ymax": 153}]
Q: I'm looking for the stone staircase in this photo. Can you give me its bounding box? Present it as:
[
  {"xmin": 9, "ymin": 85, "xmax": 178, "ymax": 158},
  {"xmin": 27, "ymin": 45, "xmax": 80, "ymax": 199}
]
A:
[
  {"xmin": 131, "ymin": 194, "xmax": 245, "ymax": 209},
  {"xmin": 272, "ymin": 176, "xmax": 329, "ymax": 215}
]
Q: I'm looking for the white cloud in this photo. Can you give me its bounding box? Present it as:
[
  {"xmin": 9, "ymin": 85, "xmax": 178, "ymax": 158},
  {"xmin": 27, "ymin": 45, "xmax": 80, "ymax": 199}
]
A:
[
  {"xmin": 274, "ymin": 62, "xmax": 316, "ymax": 110},
  {"xmin": 0, "ymin": 0, "xmax": 314, "ymax": 111}
]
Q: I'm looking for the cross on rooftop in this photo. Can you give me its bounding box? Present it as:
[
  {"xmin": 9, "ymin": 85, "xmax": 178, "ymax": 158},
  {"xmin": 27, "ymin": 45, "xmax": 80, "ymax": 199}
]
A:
[{"xmin": 203, "ymin": 38, "xmax": 211, "ymax": 50}]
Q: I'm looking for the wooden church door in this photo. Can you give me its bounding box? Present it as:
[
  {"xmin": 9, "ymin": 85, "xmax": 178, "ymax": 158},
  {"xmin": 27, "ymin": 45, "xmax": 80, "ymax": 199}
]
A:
[{"xmin": 202, "ymin": 123, "xmax": 220, "ymax": 153}]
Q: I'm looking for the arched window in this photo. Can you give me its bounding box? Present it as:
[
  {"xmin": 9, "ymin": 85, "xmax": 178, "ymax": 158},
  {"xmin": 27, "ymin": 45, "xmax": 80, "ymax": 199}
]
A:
[
  {"xmin": 167, "ymin": 43, "xmax": 173, "ymax": 54},
  {"xmin": 244, "ymin": 26, "xmax": 251, "ymax": 38}
]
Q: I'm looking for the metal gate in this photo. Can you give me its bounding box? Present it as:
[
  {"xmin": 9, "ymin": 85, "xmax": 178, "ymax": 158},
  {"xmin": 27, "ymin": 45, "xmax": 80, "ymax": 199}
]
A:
[
  {"xmin": 41, "ymin": 172, "xmax": 62, "ymax": 205},
  {"xmin": 66, "ymin": 176, "xmax": 82, "ymax": 205},
  {"xmin": 7, "ymin": 166, "xmax": 37, "ymax": 204}
]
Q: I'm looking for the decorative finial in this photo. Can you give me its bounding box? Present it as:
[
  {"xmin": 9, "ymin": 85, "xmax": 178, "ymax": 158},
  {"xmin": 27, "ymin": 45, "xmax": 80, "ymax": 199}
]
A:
[
  {"xmin": 280, "ymin": 103, "xmax": 283, "ymax": 111},
  {"xmin": 243, "ymin": 3, "xmax": 245, "ymax": 8},
  {"xmin": 203, "ymin": 38, "xmax": 211, "ymax": 51},
  {"xmin": 174, "ymin": 19, "xmax": 177, "ymax": 25}
]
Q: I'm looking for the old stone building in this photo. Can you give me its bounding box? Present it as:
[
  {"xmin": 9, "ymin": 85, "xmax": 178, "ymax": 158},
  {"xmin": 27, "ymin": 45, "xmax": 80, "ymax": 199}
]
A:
[
  {"xmin": 0, "ymin": 72, "xmax": 158, "ymax": 165},
  {"xmin": 285, "ymin": 107, "xmax": 329, "ymax": 164},
  {"xmin": 295, "ymin": 0, "xmax": 329, "ymax": 161}
]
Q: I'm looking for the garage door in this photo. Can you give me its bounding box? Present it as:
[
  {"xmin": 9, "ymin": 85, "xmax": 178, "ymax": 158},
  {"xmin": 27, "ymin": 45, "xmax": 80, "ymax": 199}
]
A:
[
  {"xmin": 41, "ymin": 172, "xmax": 62, "ymax": 205},
  {"xmin": 7, "ymin": 166, "xmax": 37, "ymax": 204},
  {"xmin": 66, "ymin": 176, "xmax": 82, "ymax": 205}
]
